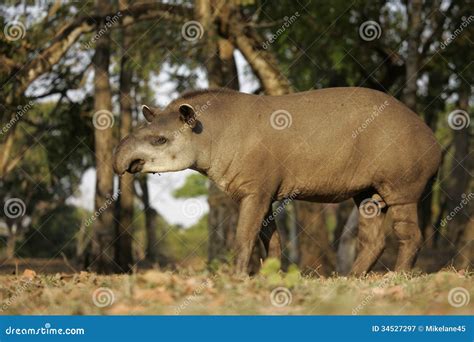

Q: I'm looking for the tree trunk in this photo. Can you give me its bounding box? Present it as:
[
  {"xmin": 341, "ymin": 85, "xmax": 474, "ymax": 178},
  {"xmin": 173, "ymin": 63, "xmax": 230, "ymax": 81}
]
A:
[
  {"xmin": 403, "ymin": 0, "xmax": 423, "ymax": 111},
  {"xmin": 90, "ymin": 0, "xmax": 118, "ymax": 274},
  {"xmin": 0, "ymin": 129, "xmax": 16, "ymax": 180},
  {"xmin": 137, "ymin": 175, "xmax": 167, "ymax": 266},
  {"xmin": 296, "ymin": 202, "xmax": 336, "ymax": 275},
  {"xmin": 332, "ymin": 200, "xmax": 355, "ymax": 250},
  {"xmin": 277, "ymin": 202, "xmax": 296, "ymax": 269},
  {"xmin": 228, "ymin": 18, "xmax": 291, "ymax": 95},
  {"xmin": 336, "ymin": 206, "xmax": 359, "ymax": 275},
  {"xmin": 455, "ymin": 216, "xmax": 473, "ymax": 269},
  {"xmin": 449, "ymin": 85, "xmax": 474, "ymax": 269},
  {"xmin": 207, "ymin": 185, "xmax": 239, "ymax": 263},
  {"xmin": 403, "ymin": 0, "xmax": 435, "ymax": 248},
  {"xmin": 6, "ymin": 230, "xmax": 17, "ymax": 259},
  {"xmin": 447, "ymin": 86, "xmax": 471, "ymax": 249},
  {"xmin": 195, "ymin": 0, "xmax": 240, "ymax": 264},
  {"xmin": 75, "ymin": 222, "xmax": 91, "ymax": 267},
  {"xmin": 115, "ymin": 0, "xmax": 134, "ymax": 273}
]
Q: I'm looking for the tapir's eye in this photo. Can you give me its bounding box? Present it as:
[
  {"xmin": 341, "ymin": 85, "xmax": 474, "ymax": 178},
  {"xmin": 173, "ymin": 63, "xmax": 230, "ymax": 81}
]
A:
[{"xmin": 150, "ymin": 136, "xmax": 167, "ymax": 146}]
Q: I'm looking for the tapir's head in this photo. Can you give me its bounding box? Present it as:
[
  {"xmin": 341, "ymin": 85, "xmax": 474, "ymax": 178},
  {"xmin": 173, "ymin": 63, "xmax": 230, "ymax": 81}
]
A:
[{"xmin": 113, "ymin": 104, "xmax": 199, "ymax": 175}]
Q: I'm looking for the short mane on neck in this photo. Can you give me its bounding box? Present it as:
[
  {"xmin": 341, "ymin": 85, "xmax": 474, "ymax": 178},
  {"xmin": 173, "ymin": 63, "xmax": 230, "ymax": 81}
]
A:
[{"xmin": 168, "ymin": 88, "xmax": 238, "ymax": 107}]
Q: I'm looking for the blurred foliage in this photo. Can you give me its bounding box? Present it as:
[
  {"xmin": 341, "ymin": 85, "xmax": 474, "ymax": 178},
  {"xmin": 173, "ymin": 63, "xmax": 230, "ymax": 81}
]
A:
[
  {"xmin": 260, "ymin": 257, "xmax": 301, "ymax": 287},
  {"xmin": 173, "ymin": 173, "xmax": 209, "ymax": 198},
  {"xmin": 164, "ymin": 215, "xmax": 208, "ymax": 263},
  {"xmin": 132, "ymin": 206, "xmax": 208, "ymax": 265},
  {"xmin": 17, "ymin": 205, "xmax": 85, "ymax": 259}
]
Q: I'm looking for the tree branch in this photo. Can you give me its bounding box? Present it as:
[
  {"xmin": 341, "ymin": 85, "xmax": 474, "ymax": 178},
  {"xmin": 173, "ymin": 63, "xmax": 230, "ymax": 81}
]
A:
[
  {"xmin": 228, "ymin": 17, "xmax": 292, "ymax": 95},
  {"xmin": 9, "ymin": 2, "xmax": 193, "ymax": 100}
]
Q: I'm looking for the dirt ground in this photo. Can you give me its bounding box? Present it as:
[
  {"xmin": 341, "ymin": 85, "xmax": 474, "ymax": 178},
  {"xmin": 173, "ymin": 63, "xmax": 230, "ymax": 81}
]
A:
[{"xmin": 0, "ymin": 258, "xmax": 472, "ymax": 315}]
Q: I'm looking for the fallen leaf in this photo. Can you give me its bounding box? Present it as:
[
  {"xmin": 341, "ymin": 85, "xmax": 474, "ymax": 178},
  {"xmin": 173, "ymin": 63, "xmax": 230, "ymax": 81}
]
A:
[{"xmin": 22, "ymin": 269, "xmax": 36, "ymax": 280}]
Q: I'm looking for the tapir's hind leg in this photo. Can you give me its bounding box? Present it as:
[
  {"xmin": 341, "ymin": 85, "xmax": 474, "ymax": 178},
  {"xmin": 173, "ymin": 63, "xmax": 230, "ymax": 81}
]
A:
[
  {"xmin": 388, "ymin": 203, "xmax": 422, "ymax": 271},
  {"xmin": 350, "ymin": 193, "xmax": 386, "ymax": 275}
]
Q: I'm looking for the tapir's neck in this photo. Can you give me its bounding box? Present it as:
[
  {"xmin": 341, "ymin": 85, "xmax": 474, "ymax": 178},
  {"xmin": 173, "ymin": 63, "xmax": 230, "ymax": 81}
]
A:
[
  {"xmin": 187, "ymin": 118, "xmax": 216, "ymax": 177},
  {"xmin": 186, "ymin": 106, "xmax": 233, "ymax": 186},
  {"xmin": 173, "ymin": 91, "xmax": 244, "ymax": 190},
  {"xmin": 189, "ymin": 128, "xmax": 223, "ymax": 181}
]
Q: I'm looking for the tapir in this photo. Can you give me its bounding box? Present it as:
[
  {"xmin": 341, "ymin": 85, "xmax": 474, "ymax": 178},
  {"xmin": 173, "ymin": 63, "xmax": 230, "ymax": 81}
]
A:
[{"xmin": 113, "ymin": 87, "xmax": 441, "ymax": 275}]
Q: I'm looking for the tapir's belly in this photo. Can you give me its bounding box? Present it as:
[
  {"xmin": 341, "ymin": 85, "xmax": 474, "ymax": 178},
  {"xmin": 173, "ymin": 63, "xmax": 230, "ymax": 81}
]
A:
[
  {"xmin": 277, "ymin": 160, "xmax": 371, "ymax": 203},
  {"xmin": 272, "ymin": 132, "xmax": 374, "ymax": 202}
]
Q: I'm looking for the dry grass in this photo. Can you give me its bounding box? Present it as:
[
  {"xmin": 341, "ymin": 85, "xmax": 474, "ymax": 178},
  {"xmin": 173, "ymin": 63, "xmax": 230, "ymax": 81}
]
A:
[{"xmin": 0, "ymin": 261, "xmax": 472, "ymax": 315}]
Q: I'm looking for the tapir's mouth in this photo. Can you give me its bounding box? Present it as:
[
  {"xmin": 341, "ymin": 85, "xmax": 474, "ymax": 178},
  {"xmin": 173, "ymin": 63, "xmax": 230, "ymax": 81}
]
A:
[{"xmin": 127, "ymin": 159, "xmax": 145, "ymax": 173}]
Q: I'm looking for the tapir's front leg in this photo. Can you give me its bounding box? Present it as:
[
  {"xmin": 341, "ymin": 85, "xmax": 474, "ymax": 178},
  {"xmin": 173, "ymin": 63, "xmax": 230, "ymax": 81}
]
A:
[{"xmin": 235, "ymin": 194, "xmax": 272, "ymax": 274}]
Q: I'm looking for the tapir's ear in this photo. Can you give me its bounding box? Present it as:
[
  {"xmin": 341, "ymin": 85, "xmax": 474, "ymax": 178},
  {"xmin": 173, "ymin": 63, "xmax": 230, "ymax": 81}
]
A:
[
  {"xmin": 142, "ymin": 105, "xmax": 156, "ymax": 122},
  {"xmin": 179, "ymin": 103, "xmax": 197, "ymax": 128}
]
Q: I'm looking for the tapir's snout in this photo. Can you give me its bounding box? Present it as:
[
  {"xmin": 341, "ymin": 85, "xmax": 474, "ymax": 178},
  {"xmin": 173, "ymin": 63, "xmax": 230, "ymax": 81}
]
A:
[{"xmin": 113, "ymin": 135, "xmax": 145, "ymax": 175}]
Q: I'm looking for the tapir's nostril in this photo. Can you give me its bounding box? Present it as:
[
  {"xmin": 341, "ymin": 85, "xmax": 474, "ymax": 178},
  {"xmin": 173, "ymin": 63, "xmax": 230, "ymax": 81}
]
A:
[{"xmin": 127, "ymin": 159, "xmax": 145, "ymax": 174}]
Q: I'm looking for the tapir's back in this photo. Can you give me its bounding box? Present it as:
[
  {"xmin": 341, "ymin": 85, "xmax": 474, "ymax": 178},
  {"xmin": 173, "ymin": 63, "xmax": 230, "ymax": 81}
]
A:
[
  {"xmin": 183, "ymin": 87, "xmax": 440, "ymax": 203},
  {"xmin": 230, "ymin": 87, "xmax": 440, "ymax": 203},
  {"xmin": 245, "ymin": 87, "xmax": 436, "ymax": 158}
]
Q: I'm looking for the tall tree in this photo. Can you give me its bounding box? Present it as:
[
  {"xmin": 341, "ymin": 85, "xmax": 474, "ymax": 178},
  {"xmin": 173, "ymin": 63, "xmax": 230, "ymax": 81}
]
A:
[
  {"xmin": 115, "ymin": 0, "xmax": 135, "ymax": 273},
  {"xmin": 447, "ymin": 85, "xmax": 471, "ymax": 247},
  {"xmin": 296, "ymin": 202, "xmax": 335, "ymax": 275},
  {"xmin": 137, "ymin": 175, "xmax": 168, "ymax": 266},
  {"xmin": 402, "ymin": 0, "xmax": 423, "ymax": 111},
  {"xmin": 402, "ymin": 0, "xmax": 435, "ymax": 243},
  {"xmin": 90, "ymin": 0, "xmax": 117, "ymax": 274}
]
